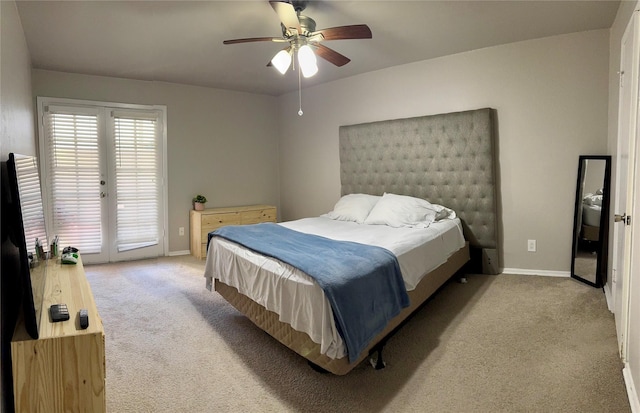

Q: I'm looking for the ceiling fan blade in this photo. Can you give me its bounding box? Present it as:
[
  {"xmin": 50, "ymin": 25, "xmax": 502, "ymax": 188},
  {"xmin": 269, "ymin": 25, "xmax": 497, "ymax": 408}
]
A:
[
  {"xmin": 313, "ymin": 24, "xmax": 372, "ymax": 41},
  {"xmin": 269, "ymin": 1, "xmax": 301, "ymax": 34},
  {"xmin": 314, "ymin": 44, "xmax": 351, "ymax": 67},
  {"xmin": 223, "ymin": 37, "xmax": 284, "ymax": 45}
]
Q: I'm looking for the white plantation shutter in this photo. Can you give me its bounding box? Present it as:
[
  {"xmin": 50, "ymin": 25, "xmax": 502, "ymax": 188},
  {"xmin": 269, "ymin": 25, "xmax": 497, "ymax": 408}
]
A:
[
  {"xmin": 13, "ymin": 156, "xmax": 48, "ymax": 254},
  {"xmin": 112, "ymin": 111, "xmax": 161, "ymax": 252},
  {"xmin": 43, "ymin": 108, "xmax": 103, "ymax": 253}
]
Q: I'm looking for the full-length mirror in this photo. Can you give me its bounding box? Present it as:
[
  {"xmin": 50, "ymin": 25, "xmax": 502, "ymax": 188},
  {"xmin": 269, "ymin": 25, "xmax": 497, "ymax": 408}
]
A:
[{"xmin": 571, "ymin": 155, "xmax": 611, "ymax": 288}]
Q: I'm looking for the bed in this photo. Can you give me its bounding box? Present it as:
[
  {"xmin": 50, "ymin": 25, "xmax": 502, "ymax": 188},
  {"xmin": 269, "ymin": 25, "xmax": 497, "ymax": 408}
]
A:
[{"xmin": 204, "ymin": 108, "xmax": 499, "ymax": 375}]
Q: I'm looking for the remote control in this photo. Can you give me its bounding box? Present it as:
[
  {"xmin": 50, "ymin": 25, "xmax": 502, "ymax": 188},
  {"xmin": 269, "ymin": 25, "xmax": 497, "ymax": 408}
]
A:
[
  {"xmin": 78, "ymin": 309, "xmax": 89, "ymax": 329},
  {"xmin": 50, "ymin": 304, "xmax": 70, "ymax": 322}
]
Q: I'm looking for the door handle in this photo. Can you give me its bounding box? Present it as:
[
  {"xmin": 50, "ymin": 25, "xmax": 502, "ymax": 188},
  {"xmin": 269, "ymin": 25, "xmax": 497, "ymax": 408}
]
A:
[{"xmin": 614, "ymin": 213, "xmax": 631, "ymax": 225}]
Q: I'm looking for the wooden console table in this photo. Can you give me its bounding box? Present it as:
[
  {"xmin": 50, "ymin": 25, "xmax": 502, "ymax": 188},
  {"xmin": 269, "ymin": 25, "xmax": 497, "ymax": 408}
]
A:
[{"xmin": 11, "ymin": 257, "xmax": 105, "ymax": 412}]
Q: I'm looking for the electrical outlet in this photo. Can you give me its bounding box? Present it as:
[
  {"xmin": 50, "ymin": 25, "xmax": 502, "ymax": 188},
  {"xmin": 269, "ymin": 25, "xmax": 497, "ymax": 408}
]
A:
[
  {"xmin": 179, "ymin": 227, "xmax": 185, "ymax": 236},
  {"xmin": 527, "ymin": 239, "xmax": 536, "ymax": 252}
]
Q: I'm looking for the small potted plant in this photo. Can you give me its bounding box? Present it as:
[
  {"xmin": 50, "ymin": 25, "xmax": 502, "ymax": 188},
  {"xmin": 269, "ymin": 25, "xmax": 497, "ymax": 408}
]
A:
[{"xmin": 193, "ymin": 194, "xmax": 207, "ymax": 211}]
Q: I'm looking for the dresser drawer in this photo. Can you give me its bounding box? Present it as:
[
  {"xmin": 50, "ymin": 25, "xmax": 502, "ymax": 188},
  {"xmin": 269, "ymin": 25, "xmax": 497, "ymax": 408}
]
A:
[
  {"xmin": 201, "ymin": 213, "xmax": 242, "ymax": 239},
  {"xmin": 202, "ymin": 212, "xmax": 242, "ymax": 228},
  {"xmin": 241, "ymin": 208, "xmax": 276, "ymax": 224}
]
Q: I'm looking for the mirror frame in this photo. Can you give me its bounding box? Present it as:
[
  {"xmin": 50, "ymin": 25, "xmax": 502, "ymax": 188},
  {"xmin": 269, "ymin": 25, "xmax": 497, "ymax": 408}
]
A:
[{"xmin": 570, "ymin": 155, "xmax": 611, "ymax": 288}]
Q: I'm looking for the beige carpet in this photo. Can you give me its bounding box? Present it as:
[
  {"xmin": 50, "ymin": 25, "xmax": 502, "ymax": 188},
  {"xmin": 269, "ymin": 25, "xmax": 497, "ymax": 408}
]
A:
[{"xmin": 84, "ymin": 256, "xmax": 630, "ymax": 412}]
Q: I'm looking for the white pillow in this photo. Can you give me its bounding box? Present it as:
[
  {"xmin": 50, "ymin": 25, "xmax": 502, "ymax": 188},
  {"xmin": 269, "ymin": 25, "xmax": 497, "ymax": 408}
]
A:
[
  {"xmin": 432, "ymin": 204, "xmax": 457, "ymax": 221},
  {"xmin": 583, "ymin": 193, "xmax": 603, "ymax": 206},
  {"xmin": 364, "ymin": 193, "xmax": 444, "ymax": 228},
  {"xmin": 322, "ymin": 194, "xmax": 381, "ymax": 224}
]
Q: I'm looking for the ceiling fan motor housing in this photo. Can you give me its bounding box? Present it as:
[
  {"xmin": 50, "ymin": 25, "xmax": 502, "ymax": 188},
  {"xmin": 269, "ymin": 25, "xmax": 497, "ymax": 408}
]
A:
[{"xmin": 282, "ymin": 14, "xmax": 316, "ymax": 38}]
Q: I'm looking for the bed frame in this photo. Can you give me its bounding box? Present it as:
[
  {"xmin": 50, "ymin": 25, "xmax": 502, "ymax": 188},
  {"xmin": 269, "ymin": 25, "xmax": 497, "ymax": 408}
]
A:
[{"xmin": 213, "ymin": 108, "xmax": 499, "ymax": 374}]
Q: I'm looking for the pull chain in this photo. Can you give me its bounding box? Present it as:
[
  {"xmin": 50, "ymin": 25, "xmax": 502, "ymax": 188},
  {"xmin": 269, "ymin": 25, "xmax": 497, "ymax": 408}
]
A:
[{"xmin": 298, "ymin": 65, "xmax": 303, "ymax": 116}]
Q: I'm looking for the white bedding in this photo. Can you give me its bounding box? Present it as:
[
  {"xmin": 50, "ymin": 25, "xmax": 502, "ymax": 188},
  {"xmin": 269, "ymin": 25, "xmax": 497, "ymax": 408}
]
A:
[
  {"xmin": 582, "ymin": 193, "xmax": 602, "ymax": 227},
  {"xmin": 204, "ymin": 216, "xmax": 465, "ymax": 360},
  {"xmin": 582, "ymin": 203, "xmax": 601, "ymax": 227}
]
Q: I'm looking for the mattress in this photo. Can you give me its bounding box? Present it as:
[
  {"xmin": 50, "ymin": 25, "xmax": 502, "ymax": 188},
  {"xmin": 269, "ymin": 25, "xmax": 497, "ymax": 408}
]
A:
[
  {"xmin": 204, "ymin": 217, "xmax": 465, "ymax": 360},
  {"xmin": 582, "ymin": 203, "xmax": 601, "ymax": 227}
]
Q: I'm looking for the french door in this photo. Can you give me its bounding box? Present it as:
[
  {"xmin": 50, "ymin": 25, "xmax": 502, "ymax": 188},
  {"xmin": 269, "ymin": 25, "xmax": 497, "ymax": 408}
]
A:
[{"xmin": 37, "ymin": 97, "xmax": 167, "ymax": 264}]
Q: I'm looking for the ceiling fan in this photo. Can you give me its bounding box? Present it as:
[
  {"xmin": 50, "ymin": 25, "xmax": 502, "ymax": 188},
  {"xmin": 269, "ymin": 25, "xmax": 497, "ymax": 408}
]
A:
[{"xmin": 223, "ymin": 0, "xmax": 372, "ymax": 78}]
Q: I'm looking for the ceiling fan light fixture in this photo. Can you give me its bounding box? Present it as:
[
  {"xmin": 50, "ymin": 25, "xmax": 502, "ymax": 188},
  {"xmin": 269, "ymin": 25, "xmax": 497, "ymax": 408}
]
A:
[
  {"xmin": 298, "ymin": 45, "xmax": 318, "ymax": 78},
  {"xmin": 224, "ymin": 1, "xmax": 372, "ymax": 113},
  {"xmin": 271, "ymin": 49, "xmax": 292, "ymax": 74}
]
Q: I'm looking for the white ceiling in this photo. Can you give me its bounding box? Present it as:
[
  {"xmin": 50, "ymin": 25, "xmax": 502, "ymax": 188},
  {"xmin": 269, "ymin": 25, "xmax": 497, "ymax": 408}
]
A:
[{"xmin": 16, "ymin": 0, "xmax": 621, "ymax": 96}]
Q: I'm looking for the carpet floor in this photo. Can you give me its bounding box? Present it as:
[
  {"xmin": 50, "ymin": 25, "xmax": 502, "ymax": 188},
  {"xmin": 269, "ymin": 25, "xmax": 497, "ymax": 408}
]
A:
[{"xmin": 84, "ymin": 255, "xmax": 630, "ymax": 412}]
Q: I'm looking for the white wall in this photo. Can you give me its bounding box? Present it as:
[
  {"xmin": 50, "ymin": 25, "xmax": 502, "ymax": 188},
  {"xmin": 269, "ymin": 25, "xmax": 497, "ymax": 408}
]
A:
[
  {"xmin": 1, "ymin": 0, "xmax": 36, "ymax": 159},
  {"xmin": 0, "ymin": 1, "xmax": 36, "ymax": 410},
  {"xmin": 277, "ymin": 29, "xmax": 609, "ymax": 274},
  {"xmin": 31, "ymin": 70, "xmax": 281, "ymax": 253}
]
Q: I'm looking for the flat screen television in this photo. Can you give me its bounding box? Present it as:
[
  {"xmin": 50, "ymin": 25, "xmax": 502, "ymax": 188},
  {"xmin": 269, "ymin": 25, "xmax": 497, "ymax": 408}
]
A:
[{"xmin": 1, "ymin": 153, "xmax": 48, "ymax": 339}]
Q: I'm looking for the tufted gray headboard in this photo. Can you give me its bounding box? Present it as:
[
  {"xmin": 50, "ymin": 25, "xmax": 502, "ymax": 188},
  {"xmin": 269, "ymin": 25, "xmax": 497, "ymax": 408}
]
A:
[{"xmin": 339, "ymin": 108, "xmax": 499, "ymax": 274}]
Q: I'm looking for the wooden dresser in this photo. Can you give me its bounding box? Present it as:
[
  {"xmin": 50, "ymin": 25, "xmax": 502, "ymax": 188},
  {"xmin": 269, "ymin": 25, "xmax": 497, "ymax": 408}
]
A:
[
  {"xmin": 190, "ymin": 204, "xmax": 277, "ymax": 259},
  {"xmin": 11, "ymin": 257, "xmax": 106, "ymax": 412}
]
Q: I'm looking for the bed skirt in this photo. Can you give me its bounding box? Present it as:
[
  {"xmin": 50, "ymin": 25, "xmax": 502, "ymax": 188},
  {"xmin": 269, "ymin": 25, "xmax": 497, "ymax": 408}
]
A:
[{"xmin": 214, "ymin": 242, "xmax": 470, "ymax": 375}]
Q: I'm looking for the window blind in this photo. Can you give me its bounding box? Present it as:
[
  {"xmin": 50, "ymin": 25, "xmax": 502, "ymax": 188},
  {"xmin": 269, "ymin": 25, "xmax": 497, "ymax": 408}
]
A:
[
  {"xmin": 14, "ymin": 156, "xmax": 48, "ymax": 254},
  {"xmin": 113, "ymin": 113, "xmax": 160, "ymax": 252},
  {"xmin": 44, "ymin": 110, "xmax": 103, "ymax": 253}
]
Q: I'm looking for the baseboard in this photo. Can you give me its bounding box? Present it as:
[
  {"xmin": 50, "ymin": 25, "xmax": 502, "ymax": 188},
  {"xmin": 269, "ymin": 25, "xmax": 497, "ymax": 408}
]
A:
[
  {"xmin": 624, "ymin": 364, "xmax": 640, "ymax": 413},
  {"xmin": 604, "ymin": 283, "xmax": 614, "ymax": 313},
  {"xmin": 168, "ymin": 250, "xmax": 191, "ymax": 257},
  {"xmin": 501, "ymin": 268, "xmax": 570, "ymax": 277}
]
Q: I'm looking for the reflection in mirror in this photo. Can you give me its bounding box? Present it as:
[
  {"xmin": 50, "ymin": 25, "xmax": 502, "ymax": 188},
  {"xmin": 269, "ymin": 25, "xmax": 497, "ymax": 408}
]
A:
[
  {"xmin": 11, "ymin": 154, "xmax": 48, "ymax": 333},
  {"xmin": 13, "ymin": 155, "xmax": 48, "ymax": 255},
  {"xmin": 571, "ymin": 156, "xmax": 611, "ymax": 288}
]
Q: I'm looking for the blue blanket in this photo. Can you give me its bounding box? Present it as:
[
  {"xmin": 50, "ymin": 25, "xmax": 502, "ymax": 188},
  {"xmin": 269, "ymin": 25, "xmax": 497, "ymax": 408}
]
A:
[{"xmin": 208, "ymin": 223, "xmax": 410, "ymax": 363}]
